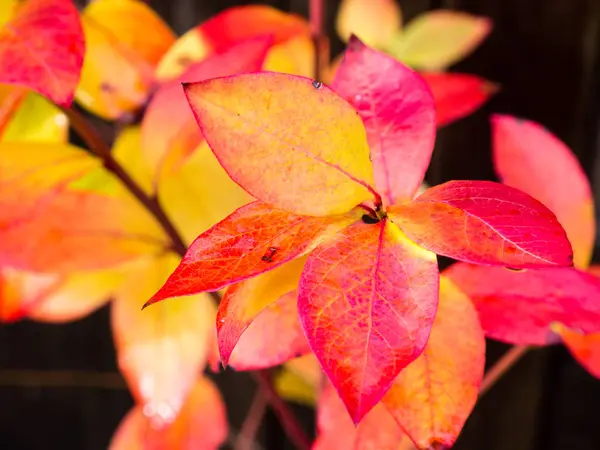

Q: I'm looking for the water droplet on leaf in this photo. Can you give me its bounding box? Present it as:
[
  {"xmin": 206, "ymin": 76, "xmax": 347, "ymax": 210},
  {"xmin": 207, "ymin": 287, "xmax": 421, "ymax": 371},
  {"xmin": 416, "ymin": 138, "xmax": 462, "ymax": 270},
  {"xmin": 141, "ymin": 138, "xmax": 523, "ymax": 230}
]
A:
[{"xmin": 312, "ymin": 80, "xmax": 323, "ymax": 89}]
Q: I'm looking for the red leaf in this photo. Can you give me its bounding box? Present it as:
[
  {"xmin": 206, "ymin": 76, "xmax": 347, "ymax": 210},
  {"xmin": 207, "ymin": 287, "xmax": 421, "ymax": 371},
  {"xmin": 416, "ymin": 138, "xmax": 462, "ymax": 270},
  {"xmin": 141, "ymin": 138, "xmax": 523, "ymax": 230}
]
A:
[
  {"xmin": 298, "ymin": 219, "xmax": 439, "ymax": 423},
  {"xmin": 421, "ymin": 72, "xmax": 497, "ymax": 126},
  {"xmin": 492, "ymin": 114, "xmax": 595, "ymax": 269},
  {"xmin": 217, "ymin": 256, "xmax": 309, "ymax": 368},
  {"xmin": 383, "ymin": 276, "xmax": 485, "ymax": 448},
  {"xmin": 389, "ymin": 180, "xmax": 573, "ymax": 268},
  {"xmin": 142, "ymin": 36, "xmax": 272, "ymax": 180},
  {"xmin": 147, "ymin": 202, "xmax": 360, "ymax": 306},
  {"xmin": 551, "ymin": 324, "xmax": 600, "ymax": 379},
  {"xmin": 332, "ymin": 37, "xmax": 436, "ymax": 205},
  {"xmin": 0, "ymin": 0, "xmax": 84, "ymax": 106},
  {"xmin": 446, "ymin": 263, "xmax": 600, "ymax": 345},
  {"xmin": 109, "ymin": 377, "xmax": 227, "ymax": 450}
]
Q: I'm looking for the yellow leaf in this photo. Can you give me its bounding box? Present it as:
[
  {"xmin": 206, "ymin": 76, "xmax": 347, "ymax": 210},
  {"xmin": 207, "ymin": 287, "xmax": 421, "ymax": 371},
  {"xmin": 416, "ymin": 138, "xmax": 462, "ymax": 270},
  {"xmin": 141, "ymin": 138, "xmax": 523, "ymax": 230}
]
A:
[{"xmin": 336, "ymin": 0, "xmax": 402, "ymax": 47}]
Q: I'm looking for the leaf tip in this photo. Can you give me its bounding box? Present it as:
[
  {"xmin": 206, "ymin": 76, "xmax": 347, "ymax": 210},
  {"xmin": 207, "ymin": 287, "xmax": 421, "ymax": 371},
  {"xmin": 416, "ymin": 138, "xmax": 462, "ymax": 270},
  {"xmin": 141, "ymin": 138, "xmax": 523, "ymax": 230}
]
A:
[{"xmin": 347, "ymin": 34, "xmax": 366, "ymax": 51}]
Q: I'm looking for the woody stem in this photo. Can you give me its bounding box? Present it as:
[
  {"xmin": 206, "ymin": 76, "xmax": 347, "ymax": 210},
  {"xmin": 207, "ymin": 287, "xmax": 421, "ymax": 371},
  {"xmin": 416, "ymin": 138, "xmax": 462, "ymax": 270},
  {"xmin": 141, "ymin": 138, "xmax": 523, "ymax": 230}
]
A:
[{"xmin": 479, "ymin": 345, "xmax": 530, "ymax": 396}]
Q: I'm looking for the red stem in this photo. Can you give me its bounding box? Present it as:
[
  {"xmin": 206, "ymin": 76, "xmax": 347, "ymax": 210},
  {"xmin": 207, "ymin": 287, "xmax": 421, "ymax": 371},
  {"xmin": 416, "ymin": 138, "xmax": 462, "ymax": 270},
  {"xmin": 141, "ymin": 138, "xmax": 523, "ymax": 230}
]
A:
[
  {"xmin": 309, "ymin": 0, "xmax": 326, "ymax": 81},
  {"xmin": 479, "ymin": 345, "xmax": 530, "ymax": 396}
]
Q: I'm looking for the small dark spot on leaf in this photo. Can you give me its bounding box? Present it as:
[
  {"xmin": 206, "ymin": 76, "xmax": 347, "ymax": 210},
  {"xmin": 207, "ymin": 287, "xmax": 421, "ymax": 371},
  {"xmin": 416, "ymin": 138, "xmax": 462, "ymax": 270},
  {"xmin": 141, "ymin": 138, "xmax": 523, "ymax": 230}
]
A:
[
  {"xmin": 505, "ymin": 267, "xmax": 526, "ymax": 272},
  {"xmin": 312, "ymin": 80, "xmax": 323, "ymax": 89},
  {"xmin": 176, "ymin": 55, "xmax": 194, "ymax": 67},
  {"xmin": 100, "ymin": 82, "xmax": 115, "ymax": 93},
  {"xmin": 361, "ymin": 214, "xmax": 380, "ymax": 224},
  {"xmin": 261, "ymin": 246, "xmax": 278, "ymax": 262}
]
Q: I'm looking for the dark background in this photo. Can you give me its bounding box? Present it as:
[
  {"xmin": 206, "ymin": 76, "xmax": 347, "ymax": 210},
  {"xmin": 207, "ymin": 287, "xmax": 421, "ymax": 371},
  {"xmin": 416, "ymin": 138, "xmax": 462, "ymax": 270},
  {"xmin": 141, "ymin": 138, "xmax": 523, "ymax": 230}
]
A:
[{"xmin": 1, "ymin": 0, "xmax": 600, "ymax": 449}]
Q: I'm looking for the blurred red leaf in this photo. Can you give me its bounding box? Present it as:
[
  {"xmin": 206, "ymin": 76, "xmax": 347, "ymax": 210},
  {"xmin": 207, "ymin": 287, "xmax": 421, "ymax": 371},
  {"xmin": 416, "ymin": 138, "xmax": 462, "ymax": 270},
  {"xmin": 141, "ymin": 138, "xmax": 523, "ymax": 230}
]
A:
[
  {"xmin": 332, "ymin": 37, "xmax": 436, "ymax": 205},
  {"xmin": 446, "ymin": 263, "xmax": 600, "ymax": 345},
  {"xmin": 421, "ymin": 72, "xmax": 497, "ymax": 126},
  {"xmin": 0, "ymin": 0, "xmax": 84, "ymax": 106},
  {"xmin": 109, "ymin": 377, "xmax": 227, "ymax": 450},
  {"xmin": 0, "ymin": 269, "xmax": 60, "ymax": 322},
  {"xmin": 298, "ymin": 219, "xmax": 439, "ymax": 423},
  {"xmin": 147, "ymin": 202, "xmax": 360, "ymax": 306},
  {"xmin": 552, "ymin": 324, "xmax": 600, "ymax": 379},
  {"xmin": 389, "ymin": 180, "xmax": 573, "ymax": 268},
  {"xmin": 383, "ymin": 276, "xmax": 485, "ymax": 448},
  {"xmin": 492, "ymin": 114, "xmax": 595, "ymax": 269}
]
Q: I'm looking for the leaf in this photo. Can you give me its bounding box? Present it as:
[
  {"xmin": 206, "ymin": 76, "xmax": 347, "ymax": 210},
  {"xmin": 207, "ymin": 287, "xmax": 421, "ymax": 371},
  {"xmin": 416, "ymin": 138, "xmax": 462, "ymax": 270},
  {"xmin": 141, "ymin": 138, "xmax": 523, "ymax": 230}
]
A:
[
  {"xmin": 389, "ymin": 180, "xmax": 573, "ymax": 268},
  {"xmin": 383, "ymin": 276, "xmax": 485, "ymax": 448},
  {"xmin": 111, "ymin": 254, "xmax": 216, "ymax": 428},
  {"xmin": 76, "ymin": 0, "xmax": 175, "ymax": 119},
  {"xmin": 183, "ymin": 72, "xmax": 377, "ymax": 216},
  {"xmin": 492, "ymin": 114, "xmax": 595, "ymax": 269},
  {"xmin": 147, "ymin": 201, "xmax": 361, "ymax": 306},
  {"xmin": 0, "ymin": 0, "xmax": 19, "ymax": 27},
  {"xmin": 299, "ymin": 219, "xmax": 439, "ymax": 423},
  {"xmin": 158, "ymin": 141, "xmax": 254, "ymax": 244},
  {"xmin": 551, "ymin": 324, "xmax": 600, "ymax": 379},
  {"xmin": 142, "ymin": 37, "xmax": 272, "ymax": 182},
  {"xmin": 218, "ymin": 256, "xmax": 308, "ymax": 367},
  {"xmin": 157, "ymin": 5, "xmax": 310, "ymax": 80},
  {"xmin": 109, "ymin": 376, "xmax": 227, "ymax": 450},
  {"xmin": 0, "ymin": 269, "xmax": 60, "ymax": 322},
  {"xmin": 274, "ymin": 354, "xmax": 323, "ymax": 406},
  {"xmin": 446, "ymin": 262, "xmax": 600, "ymax": 344},
  {"xmin": 332, "ymin": 37, "xmax": 436, "ymax": 205},
  {"xmin": 336, "ymin": 0, "xmax": 402, "ymax": 48},
  {"xmin": 421, "ymin": 72, "xmax": 497, "ymax": 127},
  {"xmin": 27, "ymin": 266, "xmax": 126, "ymax": 323},
  {"xmin": 0, "ymin": 0, "xmax": 84, "ymax": 106},
  {"xmin": 386, "ymin": 10, "xmax": 491, "ymax": 70}
]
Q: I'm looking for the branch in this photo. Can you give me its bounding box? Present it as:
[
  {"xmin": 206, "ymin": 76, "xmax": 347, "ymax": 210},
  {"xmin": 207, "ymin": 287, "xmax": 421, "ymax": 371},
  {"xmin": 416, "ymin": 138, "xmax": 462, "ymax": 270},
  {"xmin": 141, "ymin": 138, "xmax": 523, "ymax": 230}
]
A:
[
  {"xmin": 479, "ymin": 345, "xmax": 530, "ymax": 396},
  {"xmin": 309, "ymin": 0, "xmax": 328, "ymax": 81},
  {"xmin": 235, "ymin": 389, "xmax": 268, "ymax": 450}
]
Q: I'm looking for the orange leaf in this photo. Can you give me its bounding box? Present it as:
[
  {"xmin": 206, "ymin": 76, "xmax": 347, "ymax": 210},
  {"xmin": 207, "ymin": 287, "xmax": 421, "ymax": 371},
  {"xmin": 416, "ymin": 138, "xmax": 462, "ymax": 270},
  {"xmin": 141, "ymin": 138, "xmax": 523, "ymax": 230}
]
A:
[
  {"xmin": 76, "ymin": 0, "xmax": 175, "ymax": 119},
  {"xmin": 0, "ymin": 269, "xmax": 60, "ymax": 322},
  {"xmin": 551, "ymin": 324, "xmax": 600, "ymax": 379},
  {"xmin": 0, "ymin": 0, "xmax": 84, "ymax": 106},
  {"xmin": 383, "ymin": 276, "xmax": 485, "ymax": 448},
  {"xmin": 112, "ymin": 254, "xmax": 216, "ymax": 427},
  {"xmin": 299, "ymin": 219, "xmax": 439, "ymax": 423},
  {"xmin": 492, "ymin": 114, "xmax": 595, "ymax": 269},
  {"xmin": 218, "ymin": 256, "xmax": 308, "ymax": 368},
  {"xmin": 0, "ymin": 84, "xmax": 27, "ymax": 137},
  {"xmin": 147, "ymin": 202, "xmax": 360, "ymax": 306},
  {"xmin": 336, "ymin": 0, "xmax": 402, "ymax": 47},
  {"xmin": 389, "ymin": 180, "xmax": 573, "ymax": 268},
  {"xmin": 183, "ymin": 72, "xmax": 377, "ymax": 216},
  {"xmin": 142, "ymin": 36, "xmax": 272, "ymax": 181},
  {"xmin": 109, "ymin": 377, "xmax": 227, "ymax": 450}
]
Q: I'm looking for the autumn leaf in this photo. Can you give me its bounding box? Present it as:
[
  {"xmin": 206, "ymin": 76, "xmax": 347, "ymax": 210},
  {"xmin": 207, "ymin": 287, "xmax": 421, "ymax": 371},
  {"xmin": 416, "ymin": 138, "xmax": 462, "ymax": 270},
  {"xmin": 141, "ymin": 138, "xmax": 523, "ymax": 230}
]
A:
[
  {"xmin": 389, "ymin": 180, "xmax": 573, "ymax": 268},
  {"xmin": 0, "ymin": 0, "xmax": 84, "ymax": 106},
  {"xmin": 142, "ymin": 36, "xmax": 272, "ymax": 182},
  {"xmin": 336, "ymin": 0, "xmax": 402, "ymax": 48},
  {"xmin": 218, "ymin": 256, "xmax": 308, "ymax": 368},
  {"xmin": 183, "ymin": 72, "xmax": 378, "ymax": 216},
  {"xmin": 0, "ymin": 269, "xmax": 60, "ymax": 322},
  {"xmin": 156, "ymin": 5, "xmax": 310, "ymax": 80},
  {"xmin": 421, "ymin": 72, "xmax": 497, "ymax": 126},
  {"xmin": 551, "ymin": 324, "xmax": 600, "ymax": 379},
  {"xmin": 383, "ymin": 276, "xmax": 485, "ymax": 448},
  {"xmin": 332, "ymin": 37, "xmax": 436, "ymax": 205},
  {"xmin": 446, "ymin": 263, "xmax": 600, "ymax": 344},
  {"xmin": 109, "ymin": 377, "xmax": 227, "ymax": 450},
  {"xmin": 299, "ymin": 219, "xmax": 439, "ymax": 423},
  {"xmin": 76, "ymin": 0, "xmax": 175, "ymax": 119},
  {"xmin": 492, "ymin": 114, "xmax": 595, "ymax": 269},
  {"xmin": 147, "ymin": 202, "xmax": 360, "ymax": 305},
  {"xmin": 274, "ymin": 354, "xmax": 322, "ymax": 406},
  {"xmin": 385, "ymin": 10, "xmax": 491, "ymax": 70},
  {"xmin": 112, "ymin": 254, "xmax": 216, "ymax": 428}
]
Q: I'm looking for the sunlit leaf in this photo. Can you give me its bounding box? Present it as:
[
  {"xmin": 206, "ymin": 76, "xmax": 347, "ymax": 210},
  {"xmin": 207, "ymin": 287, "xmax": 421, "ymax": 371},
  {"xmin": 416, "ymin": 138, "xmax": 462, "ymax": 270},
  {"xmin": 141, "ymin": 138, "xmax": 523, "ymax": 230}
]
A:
[
  {"xmin": 148, "ymin": 202, "xmax": 360, "ymax": 306},
  {"xmin": 421, "ymin": 72, "xmax": 497, "ymax": 126},
  {"xmin": 389, "ymin": 180, "xmax": 573, "ymax": 268},
  {"xmin": 218, "ymin": 256, "xmax": 308, "ymax": 367},
  {"xmin": 0, "ymin": 269, "xmax": 60, "ymax": 322},
  {"xmin": 551, "ymin": 324, "xmax": 600, "ymax": 379},
  {"xmin": 184, "ymin": 72, "xmax": 377, "ymax": 216},
  {"xmin": 336, "ymin": 0, "xmax": 402, "ymax": 48},
  {"xmin": 492, "ymin": 114, "xmax": 595, "ymax": 269},
  {"xmin": 111, "ymin": 126, "xmax": 154, "ymax": 195},
  {"xmin": 143, "ymin": 37, "xmax": 272, "ymax": 182},
  {"xmin": 274, "ymin": 354, "xmax": 322, "ymax": 407},
  {"xmin": 386, "ymin": 10, "xmax": 491, "ymax": 70},
  {"xmin": 446, "ymin": 263, "xmax": 600, "ymax": 345},
  {"xmin": 0, "ymin": 0, "xmax": 84, "ymax": 106},
  {"xmin": 109, "ymin": 376, "xmax": 227, "ymax": 450},
  {"xmin": 112, "ymin": 254, "xmax": 216, "ymax": 428},
  {"xmin": 76, "ymin": 0, "xmax": 175, "ymax": 119},
  {"xmin": 332, "ymin": 37, "xmax": 436, "ymax": 205},
  {"xmin": 299, "ymin": 219, "xmax": 439, "ymax": 423},
  {"xmin": 0, "ymin": 0, "xmax": 19, "ymax": 27},
  {"xmin": 383, "ymin": 276, "xmax": 485, "ymax": 448}
]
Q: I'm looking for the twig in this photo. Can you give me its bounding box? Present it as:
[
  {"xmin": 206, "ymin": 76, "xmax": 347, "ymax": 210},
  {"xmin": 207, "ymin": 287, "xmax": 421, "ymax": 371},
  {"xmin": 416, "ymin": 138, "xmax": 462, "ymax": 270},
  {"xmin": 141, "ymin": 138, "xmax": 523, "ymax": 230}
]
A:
[
  {"xmin": 253, "ymin": 371, "xmax": 311, "ymax": 450},
  {"xmin": 309, "ymin": 0, "xmax": 327, "ymax": 81},
  {"xmin": 479, "ymin": 345, "xmax": 530, "ymax": 396},
  {"xmin": 235, "ymin": 389, "xmax": 268, "ymax": 450},
  {"xmin": 61, "ymin": 106, "xmax": 188, "ymax": 256}
]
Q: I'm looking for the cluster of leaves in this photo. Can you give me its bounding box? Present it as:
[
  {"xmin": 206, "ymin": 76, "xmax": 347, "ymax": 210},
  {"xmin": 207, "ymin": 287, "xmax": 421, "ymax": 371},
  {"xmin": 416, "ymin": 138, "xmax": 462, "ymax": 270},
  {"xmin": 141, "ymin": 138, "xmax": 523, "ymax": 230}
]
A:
[{"xmin": 1, "ymin": 0, "xmax": 597, "ymax": 449}]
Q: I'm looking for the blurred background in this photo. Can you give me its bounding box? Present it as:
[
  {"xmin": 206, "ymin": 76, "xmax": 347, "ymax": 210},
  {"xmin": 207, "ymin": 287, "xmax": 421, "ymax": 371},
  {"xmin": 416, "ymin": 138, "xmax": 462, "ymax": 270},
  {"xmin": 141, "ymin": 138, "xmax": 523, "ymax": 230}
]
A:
[{"xmin": 1, "ymin": 0, "xmax": 600, "ymax": 449}]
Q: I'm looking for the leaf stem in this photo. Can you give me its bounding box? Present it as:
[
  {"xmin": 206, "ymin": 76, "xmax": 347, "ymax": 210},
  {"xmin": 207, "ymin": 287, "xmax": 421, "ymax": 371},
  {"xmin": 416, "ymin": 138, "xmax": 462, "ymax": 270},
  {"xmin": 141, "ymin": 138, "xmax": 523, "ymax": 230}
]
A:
[
  {"xmin": 61, "ymin": 106, "xmax": 188, "ymax": 256},
  {"xmin": 309, "ymin": 0, "xmax": 327, "ymax": 81},
  {"xmin": 235, "ymin": 389, "xmax": 268, "ymax": 450},
  {"xmin": 479, "ymin": 345, "xmax": 530, "ymax": 396}
]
